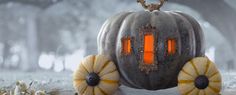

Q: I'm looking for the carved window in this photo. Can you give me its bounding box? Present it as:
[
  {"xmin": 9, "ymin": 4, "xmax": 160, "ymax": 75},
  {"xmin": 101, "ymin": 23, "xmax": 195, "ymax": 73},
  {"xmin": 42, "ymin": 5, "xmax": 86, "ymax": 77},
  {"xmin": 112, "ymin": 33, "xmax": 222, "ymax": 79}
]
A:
[
  {"xmin": 167, "ymin": 39, "xmax": 176, "ymax": 55},
  {"xmin": 122, "ymin": 37, "xmax": 131, "ymax": 55},
  {"xmin": 143, "ymin": 34, "xmax": 154, "ymax": 64}
]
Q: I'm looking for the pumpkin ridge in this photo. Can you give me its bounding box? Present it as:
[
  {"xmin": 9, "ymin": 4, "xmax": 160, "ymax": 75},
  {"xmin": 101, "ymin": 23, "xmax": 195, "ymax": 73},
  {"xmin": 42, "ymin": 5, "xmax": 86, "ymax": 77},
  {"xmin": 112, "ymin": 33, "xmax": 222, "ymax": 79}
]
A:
[
  {"xmin": 101, "ymin": 80, "xmax": 119, "ymax": 84},
  {"xmin": 116, "ymin": 12, "xmax": 146, "ymax": 89},
  {"xmin": 175, "ymin": 12, "xmax": 205, "ymax": 56},
  {"xmin": 102, "ymin": 13, "xmax": 133, "ymax": 87},
  {"xmin": 98, "ymin": 19, "xmax": 110, "ymax": 50},
  {"xmin": 99, "ymin": 69, "xmax": 117, "ymax": 77},
  {"xmin": 132, "ymin": 11, "xmax": 154, "ymax": 89},
  {"xmin": 98, "ymin": 61, "xmax": 112, "ymax": 74},
  {"xmin": 178, "ymin": 80, "xmax": 194, "ymax": 84},
  {"xmin": 158, "ymin": 12, "xmax": 184, "ymax": 89},
  {"xmin": 204, "ymin": 59, "xmax": 211, "ymax": 75},
  {"xmin": 115, "ymin": 12, "xmax": 135, "ymax": 58},
  {"xmin": 209, "ymin": 72, "xmax": 219, "ymax": 78},
  {"xmin": 99, "ymin": 12, "xmax": 132, "ymax": 56},
  {"xmin": 81, "ymin": 85, "xmax": 88, "ymax": 95},
  {"xmin": 166, "ymin": 12, "xmax": 182, "ymax": 55},
  {"xmin": 82, "ymin": 55, "xmax": 96, "ymax": 73},
  {"xmin": 210, "ymin": 80, "xmax": 221, "ymax": 83},
  {"xmin": 190, "ymin": 60, "xmax": 199, "ymax": 76},
  {"xmin": 174, "ymin": 12, "xmax": 197, "ymax": 57},
  {"xmin": 73, "ymin": 69, "xmax": 86, "ymax": 80},
  {"xmin": 77, "ymin": 62, "xmax": 89, "ymax": 75},
  {"xmin": 93, "ymin": 87, "xmax": 95, "ymax": 95},
  {"xmin": 92, "ymin": 55, "xmax": 96, "ymax": 70},
  {"xmin": 80, "ymin": 62, "xmax": 89, "ymax": 73},
  {"xmin": 171, "ymin": 12, "xmax": 197, "ymax": 57},
  {"xmin": 97, "ymin": 86, "xmax": 108, "ymax": 95},
  {"xmin": 184, "ymin": 87, "xmax": 195, "ymax": 95},
  {"xmin": 99, "ymin": 19, "xmax": 112, "ymax": 54},
  {"xmin": 73, "ymin": 80, "xmax": 83, "ymax": 88},
  {"xmin": 182, "ymin": 69, "xmax": 195, "ymax": 78},
  {"xmin": 109, "ymin": 12, "xmax": 133, "ymax": 56},
  {"xmin": 208, "ymin": 85, "xmax": 220, "ymax": 93}
]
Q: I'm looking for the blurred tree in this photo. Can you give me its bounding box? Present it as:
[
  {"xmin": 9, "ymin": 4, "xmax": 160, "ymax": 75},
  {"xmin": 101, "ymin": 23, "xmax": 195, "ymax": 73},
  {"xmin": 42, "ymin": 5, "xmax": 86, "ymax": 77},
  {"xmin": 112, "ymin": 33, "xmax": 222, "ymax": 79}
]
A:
[
  {"xmin": 0, "ymin": 3, "xmax": 41, "ymax": 71},
  {"xmin": 37, "ymin": 0, "xmax": 89, "ymax": 55},
  {"xmin": 36, "ymin": 0, "xmax": 92, "ymax": 71}
]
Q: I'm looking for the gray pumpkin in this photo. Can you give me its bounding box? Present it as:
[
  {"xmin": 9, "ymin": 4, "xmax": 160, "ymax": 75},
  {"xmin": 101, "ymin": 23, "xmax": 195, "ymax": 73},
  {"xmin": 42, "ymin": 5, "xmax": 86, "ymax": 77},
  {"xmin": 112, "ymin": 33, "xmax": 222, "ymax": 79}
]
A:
[{"xmin": 97, "ymin": 10, "xmax": 205, "ymax": 90}]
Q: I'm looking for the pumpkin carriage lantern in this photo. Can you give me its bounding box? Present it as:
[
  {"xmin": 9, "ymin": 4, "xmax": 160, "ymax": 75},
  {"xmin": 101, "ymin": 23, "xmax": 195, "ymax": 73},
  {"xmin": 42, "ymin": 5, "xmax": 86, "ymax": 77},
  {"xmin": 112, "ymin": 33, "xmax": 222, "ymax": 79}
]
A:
[{"xmin": 73, "ymin": 0, "xmax": 222, "ymax": 95}]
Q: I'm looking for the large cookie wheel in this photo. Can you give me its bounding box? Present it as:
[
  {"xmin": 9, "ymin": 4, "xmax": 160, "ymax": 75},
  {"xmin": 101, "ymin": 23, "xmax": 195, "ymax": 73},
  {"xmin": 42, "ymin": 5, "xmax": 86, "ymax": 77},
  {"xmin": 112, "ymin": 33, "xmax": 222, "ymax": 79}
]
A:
[
  {"xmin": 73, "ymin": 55, "xmax": 120, "ymax": 95},
  {"xmin": 178, "ymin": 57, "xmax": 222, "ymax": 95}
]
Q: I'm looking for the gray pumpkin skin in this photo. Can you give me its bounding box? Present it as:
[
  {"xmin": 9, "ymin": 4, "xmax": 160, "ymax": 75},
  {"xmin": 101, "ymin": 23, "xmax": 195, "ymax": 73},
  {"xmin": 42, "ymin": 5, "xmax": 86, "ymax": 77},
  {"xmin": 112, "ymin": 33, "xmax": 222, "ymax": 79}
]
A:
[{"xmin": 97, "ymin": 10, "xmax": 205, "ymax": 90}]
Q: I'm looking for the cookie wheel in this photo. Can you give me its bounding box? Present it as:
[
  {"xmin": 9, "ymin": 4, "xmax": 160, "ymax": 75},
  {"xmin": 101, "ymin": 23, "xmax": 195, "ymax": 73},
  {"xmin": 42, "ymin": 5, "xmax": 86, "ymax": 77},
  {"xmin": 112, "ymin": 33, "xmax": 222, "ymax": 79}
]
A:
[
  {"xmin": 178, "ymin": 57, "xmax": 222, "ymax": 95},
  {"xmin": 73, "ymin": 54, "xmax": 120, "ymax": 95}
]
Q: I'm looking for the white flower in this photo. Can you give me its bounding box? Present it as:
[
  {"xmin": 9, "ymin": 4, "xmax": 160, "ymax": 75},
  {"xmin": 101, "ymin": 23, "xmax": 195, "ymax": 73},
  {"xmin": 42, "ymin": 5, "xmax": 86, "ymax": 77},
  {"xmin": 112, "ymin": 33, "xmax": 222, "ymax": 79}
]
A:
[{"xmin": 14, "ymin": 81, "xmax": 27, "ymax": 95}]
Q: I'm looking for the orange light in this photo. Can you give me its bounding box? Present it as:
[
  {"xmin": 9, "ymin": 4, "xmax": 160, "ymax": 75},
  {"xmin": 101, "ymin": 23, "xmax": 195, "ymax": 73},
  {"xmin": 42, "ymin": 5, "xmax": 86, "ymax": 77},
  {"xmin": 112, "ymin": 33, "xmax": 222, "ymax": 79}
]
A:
[
  {"xmin": 143, "ymin": 34, "xmax": 154, "ymax": 64},
  {"xmin": 122, "ymin": 37, "xmax": 131, "ymax": 55},
  {"xmin": 167, "ymin": 39, "xmax": 176, "ymax": 55}
]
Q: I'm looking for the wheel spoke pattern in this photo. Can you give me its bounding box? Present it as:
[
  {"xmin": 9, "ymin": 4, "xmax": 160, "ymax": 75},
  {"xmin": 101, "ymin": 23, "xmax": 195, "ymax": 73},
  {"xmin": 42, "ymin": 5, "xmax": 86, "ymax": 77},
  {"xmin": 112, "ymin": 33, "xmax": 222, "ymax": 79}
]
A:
[
  {"xmin": 73, "ymin": 55, "xmax": 120, "ymax": 95},
  {"xmin": 178, "ymin": 57, "xmax": 222, "ymax": 95}
]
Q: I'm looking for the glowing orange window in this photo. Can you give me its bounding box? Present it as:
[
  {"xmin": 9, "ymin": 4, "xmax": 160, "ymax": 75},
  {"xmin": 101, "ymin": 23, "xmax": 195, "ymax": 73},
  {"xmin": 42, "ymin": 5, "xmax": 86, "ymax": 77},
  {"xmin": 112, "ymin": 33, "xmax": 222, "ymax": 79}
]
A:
[
  {"xmin": 143, "ymin": 34, "xmax": 154, "ymax": 64},
  {"xmin": 167, "ymin": 39, "xmax": 176, "ymax": 55},
  {"xmin": 122, "ymin": 37, "xmax": 131, "ymax": 55}
]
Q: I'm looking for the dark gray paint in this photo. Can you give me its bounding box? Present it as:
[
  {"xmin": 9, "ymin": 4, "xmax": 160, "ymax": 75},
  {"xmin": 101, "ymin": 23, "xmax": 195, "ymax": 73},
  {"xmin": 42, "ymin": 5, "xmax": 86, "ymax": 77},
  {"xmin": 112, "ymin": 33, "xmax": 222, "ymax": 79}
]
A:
[{"xmin": 98, "ymin": 10, "xmax": 204, "ymax": 90}]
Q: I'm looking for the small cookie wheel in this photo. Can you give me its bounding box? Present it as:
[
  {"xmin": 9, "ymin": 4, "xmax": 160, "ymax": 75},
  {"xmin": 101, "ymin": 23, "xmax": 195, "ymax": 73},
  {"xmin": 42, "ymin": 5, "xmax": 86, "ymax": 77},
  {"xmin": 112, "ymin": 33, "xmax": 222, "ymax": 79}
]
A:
[
  {"xmin": 73, "ymin": 54, "xmax": 120, "ymax": 95},
  {"xmin": 178, "ymin": 57, "xmax": 222, "ymax": 95}
]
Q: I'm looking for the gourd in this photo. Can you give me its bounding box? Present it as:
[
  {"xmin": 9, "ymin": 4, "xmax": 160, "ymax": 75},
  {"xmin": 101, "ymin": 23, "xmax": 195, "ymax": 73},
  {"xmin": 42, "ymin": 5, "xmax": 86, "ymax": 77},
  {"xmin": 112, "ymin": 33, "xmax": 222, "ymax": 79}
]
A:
[
  {"xmin": 97, "ymin": 0, "xmax": 204, "ymax": 90},
  {"xmin": 178, "ymin": 57, "xmax": 221, "ymax": 95},
  {"xmin": 73, "ymin": 55, "xmax": 120, "ymax": 95}
]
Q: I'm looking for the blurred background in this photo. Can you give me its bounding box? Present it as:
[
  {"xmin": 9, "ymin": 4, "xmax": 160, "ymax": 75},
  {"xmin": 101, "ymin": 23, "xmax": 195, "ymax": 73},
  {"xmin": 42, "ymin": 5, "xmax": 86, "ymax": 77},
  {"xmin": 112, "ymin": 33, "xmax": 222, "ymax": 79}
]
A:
[{"xmin": 0, "ymin": 0, "xmax": 236, "ymax": 92}]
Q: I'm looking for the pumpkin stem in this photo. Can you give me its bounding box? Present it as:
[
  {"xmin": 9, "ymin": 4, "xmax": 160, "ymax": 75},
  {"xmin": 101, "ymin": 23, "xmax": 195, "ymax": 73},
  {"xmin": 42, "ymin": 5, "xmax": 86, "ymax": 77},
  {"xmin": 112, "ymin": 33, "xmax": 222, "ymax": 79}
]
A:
[{"xmin": 137, "ymin": 0, "xmax": 167, "ymax": 12}]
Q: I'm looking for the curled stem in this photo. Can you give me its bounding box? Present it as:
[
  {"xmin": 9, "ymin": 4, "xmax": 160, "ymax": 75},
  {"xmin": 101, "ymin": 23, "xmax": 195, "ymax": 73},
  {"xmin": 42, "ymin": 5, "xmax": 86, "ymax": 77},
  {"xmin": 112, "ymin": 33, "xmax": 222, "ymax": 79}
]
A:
[{"xmin": 137, "ymin": 0, "xmax": 167, "ymax": 11}]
